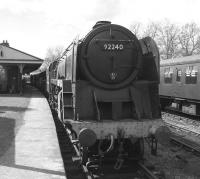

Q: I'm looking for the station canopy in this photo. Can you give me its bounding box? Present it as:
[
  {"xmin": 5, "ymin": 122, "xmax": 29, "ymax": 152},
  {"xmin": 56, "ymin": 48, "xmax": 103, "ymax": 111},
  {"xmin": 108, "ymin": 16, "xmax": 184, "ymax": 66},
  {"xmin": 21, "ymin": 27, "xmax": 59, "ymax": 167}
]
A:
[
  {"xmin": 0, "ymin": 41, "xmax": 43, "ymax": 65},
  {"xmin": 0, "ymin": 40, "xmax": 43, "ymax": 93}
]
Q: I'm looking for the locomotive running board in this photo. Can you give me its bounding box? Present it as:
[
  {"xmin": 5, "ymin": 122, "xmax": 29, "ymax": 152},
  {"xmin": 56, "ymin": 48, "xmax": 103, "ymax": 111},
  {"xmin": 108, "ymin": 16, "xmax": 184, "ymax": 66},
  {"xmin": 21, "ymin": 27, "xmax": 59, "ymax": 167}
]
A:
[{"xmin": 64, "ymin": 118, "xmax": 166, "ymax": 139}]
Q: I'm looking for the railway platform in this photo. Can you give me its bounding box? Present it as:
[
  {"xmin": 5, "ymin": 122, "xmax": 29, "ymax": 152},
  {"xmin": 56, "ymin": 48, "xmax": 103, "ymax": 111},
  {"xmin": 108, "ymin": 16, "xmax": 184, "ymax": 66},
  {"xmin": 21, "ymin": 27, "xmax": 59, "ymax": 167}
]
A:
[{"xmin": 0, "ymin": 86, "xmax": 66, "ymax": 179}]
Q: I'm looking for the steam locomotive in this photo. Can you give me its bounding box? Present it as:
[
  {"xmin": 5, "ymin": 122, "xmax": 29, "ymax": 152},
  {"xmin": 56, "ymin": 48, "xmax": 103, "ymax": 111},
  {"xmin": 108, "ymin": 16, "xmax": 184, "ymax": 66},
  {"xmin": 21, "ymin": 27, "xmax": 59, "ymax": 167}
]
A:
[{"xmin": 34, "ymin": 21, "xmax": 170, "ymax": 169}]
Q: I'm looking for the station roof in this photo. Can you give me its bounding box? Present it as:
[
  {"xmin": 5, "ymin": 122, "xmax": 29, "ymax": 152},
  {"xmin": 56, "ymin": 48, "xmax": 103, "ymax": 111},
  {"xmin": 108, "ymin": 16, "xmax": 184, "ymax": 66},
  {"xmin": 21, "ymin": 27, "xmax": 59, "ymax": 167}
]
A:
[
  {"xmin": 0, "ymin": 41, "xmax": 43, "ymax": 64},
  {"xmin": 160, "ymin": 55, "xmax": 200, "ymax": 67}
]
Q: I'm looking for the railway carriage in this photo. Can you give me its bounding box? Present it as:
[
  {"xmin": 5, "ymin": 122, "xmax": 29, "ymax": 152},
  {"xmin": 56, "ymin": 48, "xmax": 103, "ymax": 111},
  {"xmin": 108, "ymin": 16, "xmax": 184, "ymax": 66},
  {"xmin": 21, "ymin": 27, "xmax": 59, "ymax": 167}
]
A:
[
  {"xmin": 160, "ymin": 55, "xmax": 200, "ymax": 116},
  {"xmin": 30, "ymin": 71, "xmax": 46, "ymax": 94}
]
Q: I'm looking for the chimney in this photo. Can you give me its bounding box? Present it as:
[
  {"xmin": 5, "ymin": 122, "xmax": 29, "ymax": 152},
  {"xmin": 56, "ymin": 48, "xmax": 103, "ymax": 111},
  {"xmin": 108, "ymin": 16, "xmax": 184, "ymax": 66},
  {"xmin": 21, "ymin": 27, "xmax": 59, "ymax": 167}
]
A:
[
  {"xmin": 1, "ymin": 40, "xmax": 9, "ymax": 47},
  {"xmin": 93, "ymin": 21, "xmax": 111, "ymax": 29}
]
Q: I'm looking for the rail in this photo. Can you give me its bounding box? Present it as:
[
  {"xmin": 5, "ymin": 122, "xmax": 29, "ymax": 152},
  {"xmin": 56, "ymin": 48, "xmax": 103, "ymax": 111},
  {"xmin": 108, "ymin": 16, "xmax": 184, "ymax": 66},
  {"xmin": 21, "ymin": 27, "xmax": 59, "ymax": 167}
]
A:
[
  {"xmin": 162, "ymin": 112, "xmax": 200, "ymax": 136},
  {"xmin": 170, "ymin": 136, "xmax": 200, "ymax": 156},
  {"xmin": 138, "ymin": 162, "xmax": 159, "ymax": 179},
  {"xmin": 162, "ymin": 112, "xmax": 200, "ymax": 156}
]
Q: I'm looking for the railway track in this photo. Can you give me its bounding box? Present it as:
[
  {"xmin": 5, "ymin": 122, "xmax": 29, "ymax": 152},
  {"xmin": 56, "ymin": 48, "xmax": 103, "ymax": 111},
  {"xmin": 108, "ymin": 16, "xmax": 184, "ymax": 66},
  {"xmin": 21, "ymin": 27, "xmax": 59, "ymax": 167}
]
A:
[
  {"xmin": 78, "ymin": 161, "xmax": 160, "ymax": 179},
  {"xmin": 170, "ymin": 135, "xmax": 200, "ymax": 156},
  {"xmin": 162, "ymin": 111, "xmax": 200, "ymax": 136},
  {"xmin": 68, "ymin": 129, "xmax": 160, "ymax": 179},
  {"xmin": 52, "ymin": 111, "xmax": 161, "ymax": 179},
  {"xmin": 51, "ymin": 109, "xmax": 200, "ymax": 179},
  {"xmin": 76, "ymin": 158, "xmax": 160, "ymax": 179},
  {"xmin": 162, "ymin": 112, "xmax": 200, "ymax": 156}
]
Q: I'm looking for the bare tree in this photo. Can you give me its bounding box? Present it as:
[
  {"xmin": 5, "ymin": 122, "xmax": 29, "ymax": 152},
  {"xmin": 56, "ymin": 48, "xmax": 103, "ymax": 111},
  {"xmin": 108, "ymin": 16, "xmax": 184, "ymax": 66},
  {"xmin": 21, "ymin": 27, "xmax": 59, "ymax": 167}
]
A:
[
  {"xmin": 130, "ymin": 20, "xmax": 180, "ymax": 59},
  {"xmin": 45, "ymin": 46, "xmax": 64, "ymax": 62},
  {"xmin": 178, "ymin": 23, "xmax": 200, "ymax": 56},
  {"xmin": 143, "ymin": 22, "xmax": 160, "ymax": 40},
  {"xmin": 39, "ymin": 46, "xmax": 64, "ymax": 70},
  {"xmin": 130, "ymin": 22, "xmax": 143, "ymax": 38},
  {"xmin": 125, "ymin": 20, "xmax": 200, "ymax": 59},
  {"xmin": 157, "ymin": 20, "xmax": 179, "ymax": 59}
]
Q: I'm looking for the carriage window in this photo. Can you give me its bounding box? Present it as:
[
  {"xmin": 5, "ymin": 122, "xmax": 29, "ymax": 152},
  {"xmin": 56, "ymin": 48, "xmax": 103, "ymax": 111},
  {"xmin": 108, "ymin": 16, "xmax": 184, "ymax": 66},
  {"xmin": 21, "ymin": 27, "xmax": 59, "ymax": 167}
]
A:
[
  {"xmin": 176, "ymin": 69, "xmax": 182, "ymax": 82},
  {"xmin": 164, "ymin": 67, "xmax": 173, "ymax": 83},
  {"xmin": 185, "ymin": 66, "xmax": 198, "ymax": 84}
]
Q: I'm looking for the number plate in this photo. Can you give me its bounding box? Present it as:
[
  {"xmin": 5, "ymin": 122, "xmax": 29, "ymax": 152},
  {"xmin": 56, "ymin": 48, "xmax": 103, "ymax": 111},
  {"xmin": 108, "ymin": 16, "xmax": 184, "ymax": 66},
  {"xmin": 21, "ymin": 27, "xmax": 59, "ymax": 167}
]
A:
[
  {"xmin": 94, "ymin": 39, "xmax": 134, "ymax": 51},
  {"xmin": 103, "ymin": 43, "xmax": 124, "ymax": 51}
]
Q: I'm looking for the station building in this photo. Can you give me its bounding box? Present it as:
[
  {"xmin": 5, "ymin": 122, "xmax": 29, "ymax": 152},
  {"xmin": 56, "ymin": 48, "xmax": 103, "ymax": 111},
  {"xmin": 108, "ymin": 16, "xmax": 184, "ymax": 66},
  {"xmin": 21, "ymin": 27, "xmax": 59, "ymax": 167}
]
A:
[{"xmin": 0, "ymin": 41, "xmax": 43, "ymax": 94}]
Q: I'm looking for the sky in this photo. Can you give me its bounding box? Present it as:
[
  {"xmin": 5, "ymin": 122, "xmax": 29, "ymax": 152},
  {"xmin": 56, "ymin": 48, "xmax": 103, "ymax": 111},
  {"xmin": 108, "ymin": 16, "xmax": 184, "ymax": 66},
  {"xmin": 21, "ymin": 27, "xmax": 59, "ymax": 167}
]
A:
[{"xmin": 0, "ymin": 0, "xmax": 200, "ymax": 59}]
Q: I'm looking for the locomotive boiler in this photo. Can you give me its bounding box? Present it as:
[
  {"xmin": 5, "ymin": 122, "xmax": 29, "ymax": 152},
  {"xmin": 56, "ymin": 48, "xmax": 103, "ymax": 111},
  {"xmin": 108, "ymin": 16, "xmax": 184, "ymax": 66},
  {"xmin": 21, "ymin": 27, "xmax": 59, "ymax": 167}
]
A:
[{"xmin": 50, "ymin": 21, "xmax": 170, "ymax": 168}]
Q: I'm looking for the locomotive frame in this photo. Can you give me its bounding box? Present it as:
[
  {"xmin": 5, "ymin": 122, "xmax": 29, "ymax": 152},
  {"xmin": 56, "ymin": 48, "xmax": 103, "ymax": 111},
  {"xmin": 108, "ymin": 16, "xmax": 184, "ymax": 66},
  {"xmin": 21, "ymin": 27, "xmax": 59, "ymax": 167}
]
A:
[{"xmin": 36, "ymin": 21, "xmax": 171, "ymax": 170}]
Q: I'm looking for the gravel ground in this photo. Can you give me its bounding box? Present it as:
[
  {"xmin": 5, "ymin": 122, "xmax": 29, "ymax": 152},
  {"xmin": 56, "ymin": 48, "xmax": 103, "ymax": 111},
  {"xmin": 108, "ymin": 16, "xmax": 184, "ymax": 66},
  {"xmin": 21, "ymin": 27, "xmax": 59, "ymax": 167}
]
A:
[
  {"xmin": 143, "ymin": 112, "xmax": 200, "ymax": 179},
  {"xmin": 144, "ymin": 141, "xmax": 200, "ymax": 179}
]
